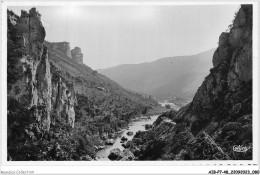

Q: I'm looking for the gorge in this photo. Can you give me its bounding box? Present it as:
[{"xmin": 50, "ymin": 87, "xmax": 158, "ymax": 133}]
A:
[{"xmin": 6, "ymin": 4, "xmax": 252, "ymax": 161}]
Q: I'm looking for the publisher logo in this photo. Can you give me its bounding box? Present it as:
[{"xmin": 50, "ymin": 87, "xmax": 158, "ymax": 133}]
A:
[{"xmin": 233, "ymin": 145, "xmax": 250, "ymax": 152}]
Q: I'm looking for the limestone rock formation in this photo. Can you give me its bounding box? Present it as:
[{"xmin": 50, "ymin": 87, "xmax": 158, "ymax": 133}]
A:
[
  {"xmin": 51, "ymin": 77, "xmax": 77, "ymax": 128},
  {"xmin": 7, "ymin": 8, "xmax": 86, "ymax": 160},
  {"xmin": 71, "ymin": 47, "xmax": 83, "ymax": 64},
  {"xmin": 46, "ymin": 41, "xmax": 72, "ymax": 58},
  {"xmin": 8, "ymin": 8, "xmax": 77, "ymax": 131},
  {"xmin": 130, "ymin": 5, "xmax": 253, "ymax": 160},
  {"xmin": 8, "ymin": 8, "xmax": 52, "ymax": 131},
  {"xmin": 7, "ymin": 8, "xmax": 159, "ymax": 161}
]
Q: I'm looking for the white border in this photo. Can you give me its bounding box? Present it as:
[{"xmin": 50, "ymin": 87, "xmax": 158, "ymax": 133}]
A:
[{"xmin": 1, "ymin": 0, "xmax": 260, "ymax": 174}]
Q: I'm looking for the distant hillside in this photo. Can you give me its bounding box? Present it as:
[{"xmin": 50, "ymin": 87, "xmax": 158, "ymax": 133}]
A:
[{"xmin": 99, "ymin": 49, "xmax": 215, "ymax": 102}]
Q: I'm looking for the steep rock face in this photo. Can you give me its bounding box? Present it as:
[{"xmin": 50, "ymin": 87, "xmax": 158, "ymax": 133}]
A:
[
  {"xmin": 7, "ymin": 8, "xmax": 80, "ymax": 161},
  {"xmin": 8, "ymin": 8, "xmax": 52, "ymax": 131},
  {"xmin": 131, "ymin": 5, "xmax": 252, "ymax": 160},
  {"xmin": 189, "ymin": 5, "xmax": 252, "ymax": 132},
  {"xmin": 51, "ymin": 77, "xmax": 77, "ymax": 128},
  {"xmin": 47, "ymin": 42, "xmax": 72, "ymax": 58},
  {"xmin": 7, "ymin": 8, "xmax": 76, "ymax": 131},
  {"xmin": 71, "ymin": 47, "xmax": 83, "ymax": 64}
]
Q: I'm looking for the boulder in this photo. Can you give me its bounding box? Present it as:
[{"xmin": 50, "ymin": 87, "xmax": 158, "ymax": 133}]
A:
[
  {"xmin": 121, "ymin": 136, "xmax": 128, "ymax": 141},
  {"xmin": 108, "ymin": 148, "xmax": 135, "ymax": 161},
  {"xmin": 105, "ymin": 139, "xmax": 114, "ymax": 145},
  {"xmin": 94, "ymin": 145, "xmax": 105, "ymax": 150},
  {"xmin": 99, "ymin": 145, "xmax": 105, "ymax": 149},
  {"xmin": 126, "ymin": 131, "xmax": 134, "ymax": 136},
  {"xmin": 108, "ymin": 148, "xmax": 122, "ymax": 160},
  {"xmin": 120, "ymin": 149, "xmax": 135, "ymax": 161}
]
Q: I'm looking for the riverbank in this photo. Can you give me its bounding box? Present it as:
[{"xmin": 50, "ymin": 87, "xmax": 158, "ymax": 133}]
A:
[
  {"xmin": 91, "ymin": 105, "xmax": 166, "ymax": 153},
  {"xmin": 145, "ymin": 105, "xmax": 168, "ymax": 116},
  {"xmin": 96, "ymin": 115, "xmax": 159, "ymax": 160},
  {"xmin": 158, "ymin": 100, "xmax": 182, "ymax": 111}
]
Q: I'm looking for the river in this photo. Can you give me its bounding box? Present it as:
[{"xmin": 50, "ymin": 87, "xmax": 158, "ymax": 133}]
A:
[{"xmin": 96, "ymin": 115, "xmax": 159, "ymax": 160}]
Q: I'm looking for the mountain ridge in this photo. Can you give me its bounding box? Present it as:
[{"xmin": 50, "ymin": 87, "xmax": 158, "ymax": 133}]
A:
[
  {"xmin": 99, "ymin": 48, "xmax": 216, "ymax": 102},
  {"xmin": 98, "ymin": 48, "xmax": 217, "ymax": 71}
]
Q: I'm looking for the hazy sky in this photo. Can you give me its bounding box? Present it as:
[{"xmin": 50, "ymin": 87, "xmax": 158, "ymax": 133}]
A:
[{"xmin": 8, "ymin": 5, "xmax": 240, "ymax": 69}]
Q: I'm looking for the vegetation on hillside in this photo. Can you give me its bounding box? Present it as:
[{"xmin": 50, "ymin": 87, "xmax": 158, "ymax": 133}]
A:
[{"xmin": 7, "ymin": 8, "xmax": 160, "ymax": 161}]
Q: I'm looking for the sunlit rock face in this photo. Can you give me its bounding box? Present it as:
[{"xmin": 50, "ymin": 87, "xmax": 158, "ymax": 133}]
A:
[
  {"xmin": 7, "ymin": 8, "xmax": 76, "ymax": 131},
  {"xmin": 227, "ymin": 5, "xmax": 252, "ymax": 90},
  {"xmin": 71, "ymin": 47, "xmax": 83, "ymax": 64},
  {"xmin": 51, "ymin": 77, "xmax": 76, "ymax": 128},
  {"xmin": 8, "ymin": 8, "xmax": 52, "ymax": 131},
  {"xmin": 181, "ymin": 5, "xmax": 252, "ymax": 131}
]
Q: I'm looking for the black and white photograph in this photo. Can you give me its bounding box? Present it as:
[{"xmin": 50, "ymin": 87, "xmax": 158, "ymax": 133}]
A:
[{"xmin": 0, "ymin": 0, "xmax": 259, "ymax": 174}]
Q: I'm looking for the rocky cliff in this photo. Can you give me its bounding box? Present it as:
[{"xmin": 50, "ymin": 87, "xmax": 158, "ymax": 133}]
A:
[
  {"xmin": 46, "ymin": 41, "xmax": 72, "ymax": 58},
  {"xmin": 8, "ymin": 8, "xmax": 53, "ymax": 132},
  {"xmin": 71, "ymin": 47, "xmax": 84, "ymax": 64},
  {"xmin": 129, "ymin": 5, "xmax": 252, "ymax": 160},
  {"xmin": 7, "ymin": 8, "xmax": 159, "ymax": 161}
]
